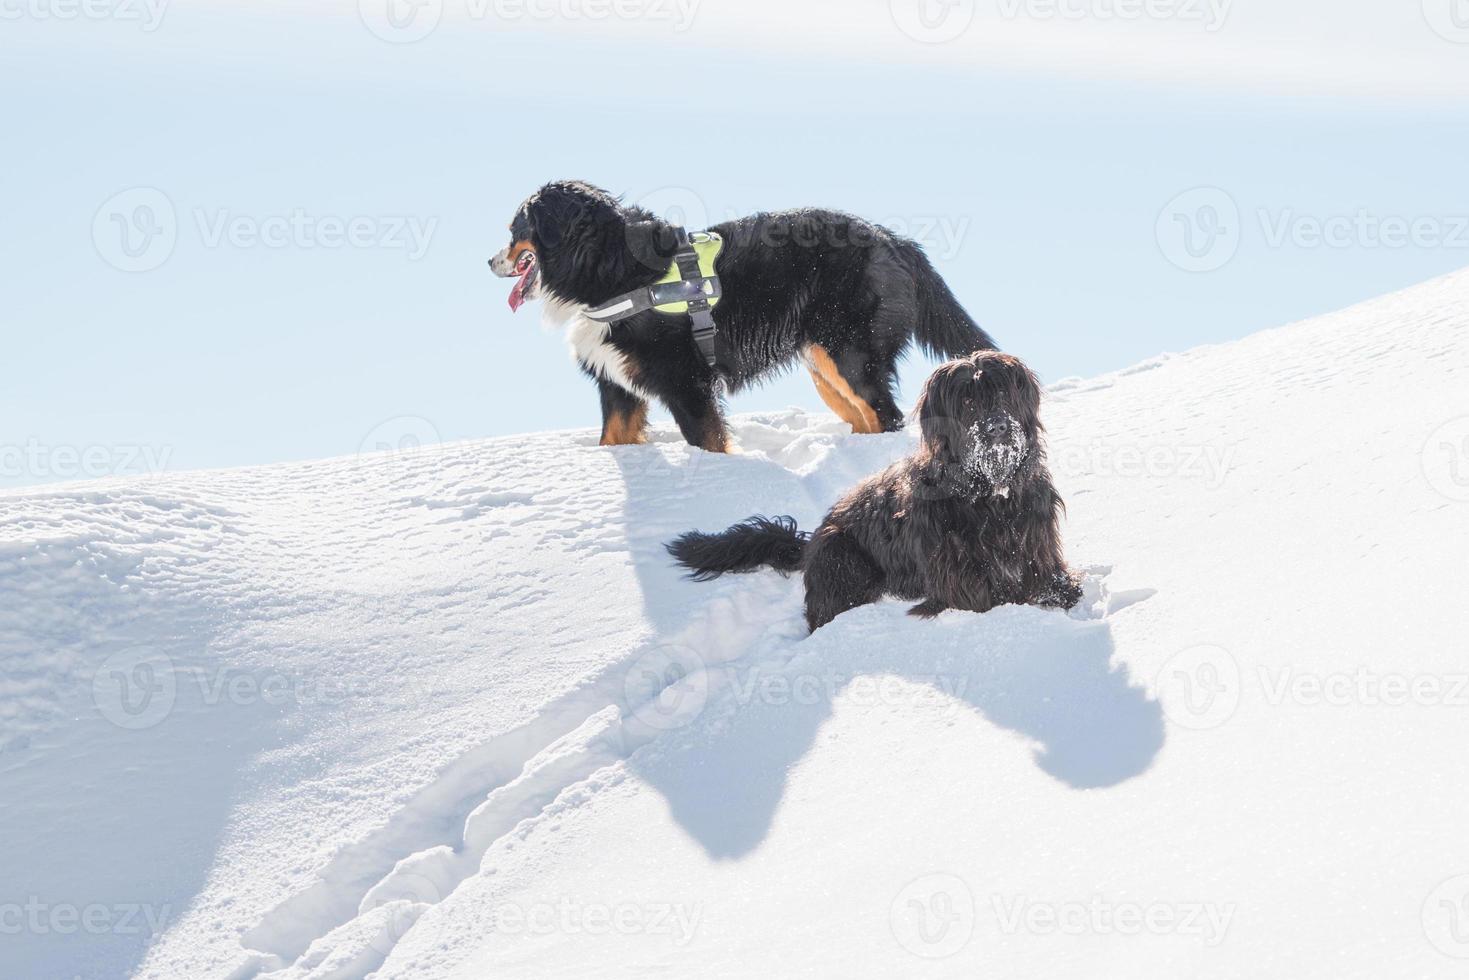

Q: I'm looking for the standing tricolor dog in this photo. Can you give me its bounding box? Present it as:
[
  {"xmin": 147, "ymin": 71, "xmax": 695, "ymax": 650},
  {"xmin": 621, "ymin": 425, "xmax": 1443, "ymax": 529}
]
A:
[{"xmin": 491, "ymin": 181, "xmax": 997, "ymax": 452}]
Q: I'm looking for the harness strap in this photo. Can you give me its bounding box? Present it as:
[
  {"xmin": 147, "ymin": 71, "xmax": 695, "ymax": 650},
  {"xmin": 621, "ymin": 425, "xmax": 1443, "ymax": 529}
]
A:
[
  {"xmin": 581, "ymin": 226, "xmax": 721, "ymax": 370},
  {"xmin": 673, "ymin": 231, "xmax": 720, "ymax": 369}
]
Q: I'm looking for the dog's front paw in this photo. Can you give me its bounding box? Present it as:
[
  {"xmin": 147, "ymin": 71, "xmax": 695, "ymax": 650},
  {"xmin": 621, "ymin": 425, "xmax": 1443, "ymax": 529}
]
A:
[
  {"xmin": 1040, "ymin": 571, "xmax": 1085, "ymax": 610},
  {"xmin": 908, "ymin": 599, "xmax": 948, "ymax": 619}
]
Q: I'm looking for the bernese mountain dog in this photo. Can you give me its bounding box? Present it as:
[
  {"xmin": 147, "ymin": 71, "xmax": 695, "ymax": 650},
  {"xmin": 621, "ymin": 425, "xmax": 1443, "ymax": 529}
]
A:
[
  {"xmin": 667, "ymin": 350, "xmax": 1082, "ymax": 631},
  {"xmin": 490, "ymin": 180, "xmax": 996, "ymax": 453}
]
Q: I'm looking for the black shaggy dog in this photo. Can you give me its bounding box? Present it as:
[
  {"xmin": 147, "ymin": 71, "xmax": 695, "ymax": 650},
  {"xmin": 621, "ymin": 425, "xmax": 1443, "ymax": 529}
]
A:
[
  {"xmin": 668, "ymin": 351, "xmax": 1082, "ymax": 631},
  {"xmin": 490, "ymin": 180, "xmax": 996, "ymax": 452}
]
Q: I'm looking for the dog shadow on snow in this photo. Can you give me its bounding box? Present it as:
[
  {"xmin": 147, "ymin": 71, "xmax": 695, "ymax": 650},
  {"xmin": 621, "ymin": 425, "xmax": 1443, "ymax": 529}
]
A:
[{"xmin": 608, "ymin": 441, "xmax": 1166, "ymax": 862}]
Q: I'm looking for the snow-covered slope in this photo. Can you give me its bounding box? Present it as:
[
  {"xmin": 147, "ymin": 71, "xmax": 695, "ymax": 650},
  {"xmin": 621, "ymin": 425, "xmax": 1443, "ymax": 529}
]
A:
[{"xmin": 2, "ymin": 270, "xmax": 1466, "ymax": 980}]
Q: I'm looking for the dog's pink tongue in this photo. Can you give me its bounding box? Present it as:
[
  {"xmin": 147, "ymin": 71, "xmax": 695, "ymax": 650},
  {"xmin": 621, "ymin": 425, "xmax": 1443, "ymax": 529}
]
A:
[{"xmin": 508, "ymin": 268, "xmax": 532, "ymax": 313}]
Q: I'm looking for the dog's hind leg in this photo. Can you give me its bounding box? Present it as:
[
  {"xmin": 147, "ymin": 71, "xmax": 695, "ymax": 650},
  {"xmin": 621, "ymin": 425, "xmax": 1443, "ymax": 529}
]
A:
[
  {"xmin": 809, "ymin": 369, "xmax": 871, "ymax": 433},
  {"xmin": 599, "ymin": 380, "xmax": 650, "ymax": 446},
  {"xmin": 848, "ymin": 369, "xmax": 904, "ymax": 433},
  {"xmin": 806, "ymin": 344, "xmax": 903, "ymax": 434},
  {"xmin": 802, "ymin": 530, "xmax": 884, "ymax": 632}
]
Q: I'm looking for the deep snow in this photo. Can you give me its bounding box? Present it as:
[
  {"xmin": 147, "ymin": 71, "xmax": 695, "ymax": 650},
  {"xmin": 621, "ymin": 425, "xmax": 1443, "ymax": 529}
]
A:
[{"xmin": 2, "ymin": 268, "xmax": 1467, "ymax": 979}]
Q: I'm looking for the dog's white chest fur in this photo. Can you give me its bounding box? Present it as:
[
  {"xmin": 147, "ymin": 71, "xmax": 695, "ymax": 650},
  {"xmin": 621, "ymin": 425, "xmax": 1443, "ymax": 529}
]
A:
[{"xmin": 543, "ymin": 296, "xmax": 651, "ymax": 400}]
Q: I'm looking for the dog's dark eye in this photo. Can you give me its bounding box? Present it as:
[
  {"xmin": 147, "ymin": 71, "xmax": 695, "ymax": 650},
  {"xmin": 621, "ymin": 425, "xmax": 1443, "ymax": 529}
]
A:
[{"xmin": 962, "ymin": 395, "xmax": 975, "ymax": 408}]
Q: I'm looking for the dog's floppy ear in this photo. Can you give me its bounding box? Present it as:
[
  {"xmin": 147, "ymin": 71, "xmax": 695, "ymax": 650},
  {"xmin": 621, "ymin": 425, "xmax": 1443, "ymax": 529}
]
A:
[
  {"xmin": 915, "ymin": 373, "xmax": 961, "ymax": 463},
  {"xmin": 525, "ymin": 184, "xmax": 595, "ymax": 249},
  {"xmin": 625, "ymin": 220, "xmax": 680, "ymax": 272}
]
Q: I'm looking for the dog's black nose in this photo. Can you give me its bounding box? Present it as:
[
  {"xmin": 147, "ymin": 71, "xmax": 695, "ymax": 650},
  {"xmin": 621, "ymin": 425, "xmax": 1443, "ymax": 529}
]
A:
[{"xmin": 982, "ymin": 415, "xmax": 1010, "ymax": 439}]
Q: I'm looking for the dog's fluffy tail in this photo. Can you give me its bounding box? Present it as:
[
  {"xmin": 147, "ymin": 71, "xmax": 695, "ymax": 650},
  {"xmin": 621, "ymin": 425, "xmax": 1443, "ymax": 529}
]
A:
[
  {"xmin": 902, "ymin": 242, "xmax": 999, "ymax": 358},
  {"xmin": 666, "ymin": 516, "xmax": 809, "ymax": 581}
]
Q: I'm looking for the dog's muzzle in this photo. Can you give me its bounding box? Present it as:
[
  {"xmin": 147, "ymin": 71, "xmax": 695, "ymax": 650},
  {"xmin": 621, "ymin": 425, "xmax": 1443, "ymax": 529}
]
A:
[
  {"xmin": 489, "ymin": 248, "xmax": 515, "ymax": 277},
  {"xmin": 491, "ymin": 248, "xmax": 539, "ymax": 312},
  {"xmin": 966, "ymin": 411, "xmax": 1029, "ymax": 489}
]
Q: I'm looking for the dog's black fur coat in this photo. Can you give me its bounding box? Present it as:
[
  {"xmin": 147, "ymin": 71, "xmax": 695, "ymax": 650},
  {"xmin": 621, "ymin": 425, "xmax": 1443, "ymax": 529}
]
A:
[
  {"xmin": 492, "ymin": 180, "xmax": 996, "ymax": 452},
  {"xmin": 668, "ymin": 351, "xmax": 1082, "ymax": 631}
]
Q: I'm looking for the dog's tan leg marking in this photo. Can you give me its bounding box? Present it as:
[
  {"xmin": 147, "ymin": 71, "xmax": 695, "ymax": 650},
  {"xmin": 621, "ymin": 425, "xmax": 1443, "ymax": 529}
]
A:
[
  {"xmin": 600, "ymin": 402, "xmax": 649, "ymax": 446},
  {"xmin": 810, "ymin": 371, "xmax": 862, "ymax": 430},
  {"xmin": 807, "ymin": 345, "xmax": 882, "ymax": 434}
]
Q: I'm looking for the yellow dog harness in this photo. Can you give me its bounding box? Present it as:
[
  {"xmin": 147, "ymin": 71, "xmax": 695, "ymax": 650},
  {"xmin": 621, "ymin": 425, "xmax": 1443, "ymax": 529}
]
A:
[{"xmin": 582, "ymin": 228, "xmax": 724, "ymax": 367}]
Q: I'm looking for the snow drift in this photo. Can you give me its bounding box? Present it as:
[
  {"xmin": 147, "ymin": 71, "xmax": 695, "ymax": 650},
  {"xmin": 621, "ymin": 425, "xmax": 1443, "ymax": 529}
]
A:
[{"xmin": 2, "ymin": 269, "xmax": 1467, "ymax": 980}]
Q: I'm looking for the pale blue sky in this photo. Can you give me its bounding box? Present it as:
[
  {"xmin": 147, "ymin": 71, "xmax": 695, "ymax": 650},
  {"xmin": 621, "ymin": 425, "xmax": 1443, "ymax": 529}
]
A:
[{"xmin": 4, "ymin": 0, "xmax": 1468, "ymax": 487}]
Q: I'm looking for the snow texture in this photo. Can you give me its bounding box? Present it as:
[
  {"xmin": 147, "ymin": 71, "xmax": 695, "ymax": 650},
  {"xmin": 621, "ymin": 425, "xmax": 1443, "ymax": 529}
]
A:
[{"xmin": 2, "ymin": 268, "xmax": 1467, "ymax": 979}]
